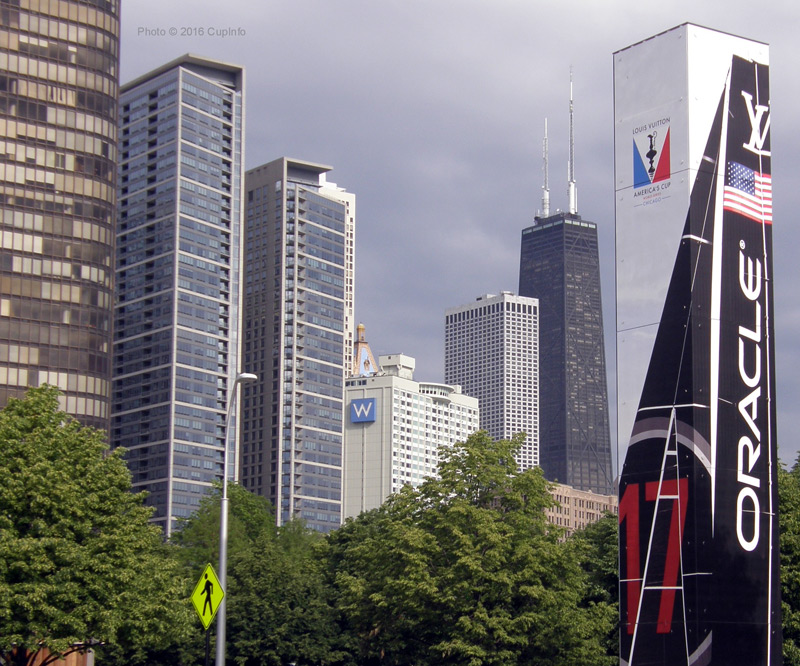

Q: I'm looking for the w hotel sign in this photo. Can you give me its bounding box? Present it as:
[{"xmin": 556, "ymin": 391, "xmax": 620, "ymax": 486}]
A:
[{"xmin": 350, "ymin": 398, "xmax": 376, "ymax": 423}]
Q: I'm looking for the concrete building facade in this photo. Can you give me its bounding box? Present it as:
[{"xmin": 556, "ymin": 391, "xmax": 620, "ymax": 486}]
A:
[
  {"xmin": 344, "ymin": 352, "xmax": 479, "ymax": 519},
  {"xmin": 546, "ymin": 481, "xmax": 618, "ymax": 537},
  {"xmin": 444, "ymin": 292, "xmax": 538, "ymax": 469}
]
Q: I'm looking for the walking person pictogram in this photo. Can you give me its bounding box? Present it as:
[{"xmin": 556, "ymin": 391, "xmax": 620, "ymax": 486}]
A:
[{"xmin": 202, "ymin": 573, "xmax": 214, "ymax": 616}]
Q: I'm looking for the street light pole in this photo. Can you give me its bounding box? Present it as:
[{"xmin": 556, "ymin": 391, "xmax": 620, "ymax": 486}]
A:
[{"xmin": 215, "ymin": 371, "xmax": 257, "ymax": 666}]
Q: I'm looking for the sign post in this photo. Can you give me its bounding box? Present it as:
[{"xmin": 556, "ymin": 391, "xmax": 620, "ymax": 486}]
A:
[{"xmin": 191, "ymin": 563, "xmax": 225, "ymax": 666}]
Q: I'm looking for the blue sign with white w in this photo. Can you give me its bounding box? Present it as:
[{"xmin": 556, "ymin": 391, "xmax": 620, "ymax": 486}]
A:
[{"xmin": 350, "ymin": 398, "xmax": 376, "ymax": 423}]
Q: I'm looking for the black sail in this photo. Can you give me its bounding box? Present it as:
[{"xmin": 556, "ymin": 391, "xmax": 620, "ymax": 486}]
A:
[{"xmin": 618, "ymin": 55, "xmax": 780, "ymax": 666}]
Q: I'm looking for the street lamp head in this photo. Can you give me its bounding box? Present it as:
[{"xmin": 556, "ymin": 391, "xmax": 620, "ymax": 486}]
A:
[{"xmin": 235, "ymin": 372, "xmax": 258, "ymax": 385}]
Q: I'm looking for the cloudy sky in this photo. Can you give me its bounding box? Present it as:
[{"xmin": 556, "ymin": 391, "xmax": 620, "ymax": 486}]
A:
[{"xmin": 121, "ymin": 0, "xmax": 800, "ymax": 468}]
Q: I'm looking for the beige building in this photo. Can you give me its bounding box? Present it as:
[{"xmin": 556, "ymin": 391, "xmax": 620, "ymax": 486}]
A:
[{"xmin": 546, "ymin": 481, "xmax": 618, "ymax": 536}]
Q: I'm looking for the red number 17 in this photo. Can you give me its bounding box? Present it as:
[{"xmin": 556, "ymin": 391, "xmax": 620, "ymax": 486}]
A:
[{"xmin": 620, "ymin": 477, "xmax": 689, "ymax": 634}]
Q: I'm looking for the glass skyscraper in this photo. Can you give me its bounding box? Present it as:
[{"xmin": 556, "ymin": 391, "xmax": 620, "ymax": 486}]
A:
[
  {"xmin": 241, "ymin": 158, "xmax": 355, "ymax": 532},
  {"xmin": 112, "ymin": 55, "xmax": 244, "ymax": 535},
  {"xmin": 0, "ymin": 0, "xmax": 120, "ymax": 431},
  {"xmin": 518, "ymin": 212, "xmax": 613, "ymax": 495}
]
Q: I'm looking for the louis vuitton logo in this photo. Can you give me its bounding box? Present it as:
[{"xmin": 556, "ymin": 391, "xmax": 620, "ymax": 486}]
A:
[{"xmin": 741, "ymin": 91, "xmax": 770, "ymax": 157}]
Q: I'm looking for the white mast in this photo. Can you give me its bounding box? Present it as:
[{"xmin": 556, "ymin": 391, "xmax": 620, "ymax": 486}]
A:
[
  {"xmin": 541, "ymin": 118, "xmax": 550, "ymax": 218},
  {"xmin": 568, "ymin": 68, "xmax": 578, "ymax": 215}
]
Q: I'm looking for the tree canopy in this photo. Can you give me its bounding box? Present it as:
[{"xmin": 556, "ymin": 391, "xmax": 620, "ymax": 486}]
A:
[
  {"xmin": 173, "ymin": 431, "xmax": 618, "ymax": 665},
  {"xmin": 0, "ymin": 386, "xmax": 193, "ymax": 666},
  {"xmin": 327, "ymin": 430, "xmax": 616, "ymax": 666},
  {"xmin": 780, "ymin": 458, "xmax": 800, "ymax": 666},
  {"xmin": 16, "ymin": 388, "xmax": 800, "ymax": 666},
  {"xmin": 172, "ymin": 483, "xmax": 343, "ymax": 666},
  {"xmin": 571, "ymin": 512, "xmax": 619, "ymax": 664}
]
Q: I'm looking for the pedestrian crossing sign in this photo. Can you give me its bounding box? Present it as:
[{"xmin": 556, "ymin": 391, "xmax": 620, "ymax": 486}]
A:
[{"xmin": 191, "ymin": 563, "xmax": 225, "ymax": 630}]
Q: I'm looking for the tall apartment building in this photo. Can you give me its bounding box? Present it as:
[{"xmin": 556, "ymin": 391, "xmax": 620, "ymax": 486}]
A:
[
  {"xmin": 112, "ymin": 55, "xmax": 244, "ymax": 535},
  {"xmin": 444, "ymin": 292, "xmax": 538, "ymax": 469},
  {"xmin": 241, "ymin": 158, "xmax": 355, "ymax": 532},
  {"xmin": 344, "ymin": 348, "xmax": 479, "ymax": 519},
  {"xmin": 0, "ymin": 0, "xmax": 120, "ymax": 430},
  {"xmin": 518, "ymin": 212, "xmax": 613, "ymax": 495}
]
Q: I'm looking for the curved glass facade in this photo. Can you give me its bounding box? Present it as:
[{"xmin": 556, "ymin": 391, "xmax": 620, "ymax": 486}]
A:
[{"xmin": 0, "ymin": 0, "xmax": 120, "ymax": 431}]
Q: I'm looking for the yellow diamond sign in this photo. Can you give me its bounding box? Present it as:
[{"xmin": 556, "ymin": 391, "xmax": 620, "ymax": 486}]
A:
[{"xmin": 191, "ymin": 563, "xmax": 225, "ymax": 631}]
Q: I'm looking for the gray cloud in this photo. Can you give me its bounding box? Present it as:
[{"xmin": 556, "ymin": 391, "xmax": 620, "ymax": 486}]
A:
[{"xmin": 122, "ymin": 0, "xmax": 800, "ymax": 466}]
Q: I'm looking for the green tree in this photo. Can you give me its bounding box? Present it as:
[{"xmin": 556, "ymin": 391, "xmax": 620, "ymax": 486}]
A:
[
  {"xmin": 328, "ymin": 431, "xmax": 613, "ymax": 666},
  {"xmin": 571, "ymin": 512, "xmax": 619, "ymax": 665},
  {"xmin": 780, "ymin": 458, "xmax": 800, "ymax": 666},
  {"xmin": 228, "ymin": 523, "xmax": 343, "ymax": 666},
  {"xmin": 94, "ymin": 541, "xmax": 197, "ymax": 666},
  {"xmin": 0, "ymin": 386, "xmax": 194, "ymax": 666},
  {"xmin": 171, "ymin": 481, "xmax": 278, "ymax": 573},
  {"xmin": 172, "ymin": 483, "xmax": 343, "ymax": 665},
  {"xmin": 170, "ymin": 483, "xmax": 277, "ymax": 665}
]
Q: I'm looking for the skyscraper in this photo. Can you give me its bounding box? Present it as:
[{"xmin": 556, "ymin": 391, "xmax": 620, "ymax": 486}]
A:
[
  {"xmin": 241, "ymin": 157, "xmax": 355, "ymax": 532},
  {"xmin": 517, "ymin": 78, "xmax": 613, "ymax": 496},
  {"xmin": 0, "ymin": 0, "xmax": 120, "ymax": 431},
  {"xmin": 444, "ymin": 292, "xmax": 538, "ymax": 469},
  {"xmin": 112, "ymin": 55, "xmax": 245, "ymax": 535},
  {"xmin": 518, "ymin": 211, "xmax": 613, "ymax": 494}
]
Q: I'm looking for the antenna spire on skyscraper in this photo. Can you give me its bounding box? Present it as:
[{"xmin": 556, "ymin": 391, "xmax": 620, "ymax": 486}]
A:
[
  {"xmin": 568, "ymin": 67, "xmax": 578, "ymax": 214},
  {"xmin": 542, "ymin": 118, "xmax": 550, "ymax": 217}
]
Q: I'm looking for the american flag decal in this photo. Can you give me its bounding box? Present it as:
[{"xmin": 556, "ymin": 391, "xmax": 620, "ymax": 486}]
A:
[{"xmin": 723, "ymin": 161, "xmax": 772, "ymax": 224}]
